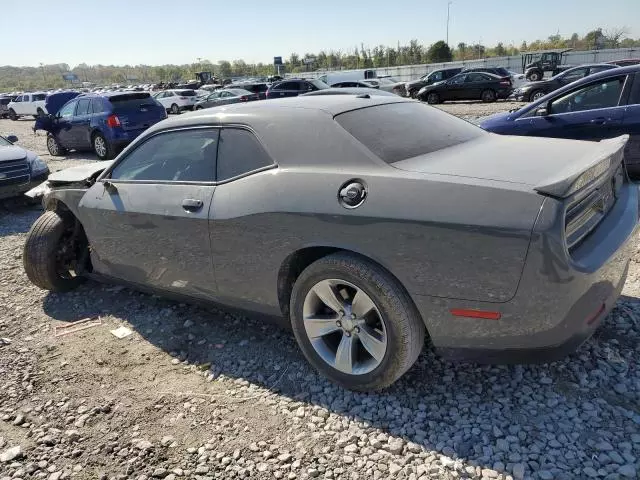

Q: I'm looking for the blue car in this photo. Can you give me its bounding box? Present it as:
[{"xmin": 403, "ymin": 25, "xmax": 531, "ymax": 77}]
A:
[
  {"xmin": 36, "ymin": 91, "xmax": 166, "ymax": 160},
  {"xmin": 481, "ymin": 65, "xmax": 640, "ymax": 176}
]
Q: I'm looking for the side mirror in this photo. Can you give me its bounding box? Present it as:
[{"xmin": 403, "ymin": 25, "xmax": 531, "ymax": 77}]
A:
[
  {"xmin": 535, "ymin": 107, "xmax": 549, "ymax": 117},
  {"xmin": 6, "ymin": 135, "xmax": 18, "ymax": 143}
]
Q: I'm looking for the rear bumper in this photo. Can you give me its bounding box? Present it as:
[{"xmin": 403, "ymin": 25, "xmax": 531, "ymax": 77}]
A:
[
  {"xmin": 415, "ymin": 182, "xmax": 639, "ymax": 363},
  {"xmin": 0, "ymin": 170, "xmax": 49, "ymax": 200}
]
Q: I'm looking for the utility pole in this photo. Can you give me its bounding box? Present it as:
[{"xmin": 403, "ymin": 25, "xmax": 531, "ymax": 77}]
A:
[{"xmin": 446, "ymin": 1, "xmax": 452, "ymax": 45}]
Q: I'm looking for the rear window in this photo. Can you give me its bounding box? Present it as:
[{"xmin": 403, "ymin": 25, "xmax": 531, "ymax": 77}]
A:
[
  {"xmin": 335, "ymin": 102, "xmax": 484, "ymax": 164},
  {"xmin": 493, "ymin": 68, "xmax": 510, "ymax": 77},
  {"xmin": 177, "ymin": 90, "xmax": 196, "ymax": 96},
  {"xmin": 108, "ymin": 93, "xmax": 157, "ymax": 110}
]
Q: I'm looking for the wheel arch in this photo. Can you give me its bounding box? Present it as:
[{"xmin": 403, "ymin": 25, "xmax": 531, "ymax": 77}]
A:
[{"xmin": 276, "ymin": 245, "xmax": 426, "ymax": 329}]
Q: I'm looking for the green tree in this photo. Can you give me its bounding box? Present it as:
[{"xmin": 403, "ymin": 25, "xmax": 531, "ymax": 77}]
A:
[{"xmin": 427, "ymin": 41, "xmax": 452, "ymax": 63}]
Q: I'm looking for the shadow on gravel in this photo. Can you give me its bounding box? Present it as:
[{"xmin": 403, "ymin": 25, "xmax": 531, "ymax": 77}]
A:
[
  {"xmin": 0, "ymin": 200, "xmax": 41, "ymax": 236},
  {"xmin": 41, "ymin": 282, "xmax": 640, "ymax": 480}
]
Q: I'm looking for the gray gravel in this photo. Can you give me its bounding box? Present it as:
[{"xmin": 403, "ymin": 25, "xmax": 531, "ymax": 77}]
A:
[{"xmin": 1, "ymin": 115, "xmax": 640, "ymax": 480}]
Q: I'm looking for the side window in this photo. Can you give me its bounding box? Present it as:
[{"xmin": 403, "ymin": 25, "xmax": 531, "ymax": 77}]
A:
[
  {"xmin": 217, "ymin": 129, "xmax": 273, "ymax": 181},
  {"xmin": 449, "ymin": 75, "xmax": 466, "ymax": 85},
  {"xmin": 629, "ymin": 74, "xmax": 640, "ymax": 105},
  {"xmin": 430, "ymin": 71, "xmax": 443, "ymax": 82},
  {"xmin": 561, "ymin": 68, "xmax": 589, "ymax": 83},
  {"xmin": 549, "ymin": 77, "xmax": 625, "ymax": 115},
  {"xmin": 110, "ymin": 129, "xmax": 219, "ymax": 182},
  {"xmin": 75, "ymin": 99, "xmax": 91, "ymax": 116},
  {"xmin": 13, "ymin": 96, "xmax": 21, "ymax": 102},
  {"xmin": 589, "ymin": 66, "xmax": 612, "ymax": 75},
  {"xmin": 302, "ymin": 82, "xmax": 315, "ymax": 91},
  {"xmin": 207, "ymin": 93, "xmax": 219, "ymax": 101},
  {"xmin": 465, "ymin": 73, "xmax": 486, "ymax": 83},
  {"xmin": 90, "ymin": 98, "xmax": 104, "ymax": 114},
  {"xmin": 279, "ymin": 82, "xmax": 298, "ymax": 91},
  {"xmin": 59, "ymin": 101, "xmax": 77, "ymax": 119},
  {"xmin": 220, "ymin": 91, "xmax": 232, "ymax": 98}
]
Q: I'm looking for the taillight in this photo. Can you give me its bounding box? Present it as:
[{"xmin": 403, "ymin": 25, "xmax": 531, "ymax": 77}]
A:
[
  {"xmin": 106, "ymin": 114, "xmax": 121, "ymax": 128},
  {"xmin": 240, "ymin": 96, "xmax": 248, "ymax": 102}
]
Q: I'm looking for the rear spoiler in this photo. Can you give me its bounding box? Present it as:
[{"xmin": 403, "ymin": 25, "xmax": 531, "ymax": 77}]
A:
[{"xmin": 534, "ymin": 135, "xmax": 628, "ymax": 198}]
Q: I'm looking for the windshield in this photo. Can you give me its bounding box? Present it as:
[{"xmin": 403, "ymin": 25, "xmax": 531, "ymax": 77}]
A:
[{"xmin": 0, "ymin": 136, "xmax": 12, "ymax": 146}]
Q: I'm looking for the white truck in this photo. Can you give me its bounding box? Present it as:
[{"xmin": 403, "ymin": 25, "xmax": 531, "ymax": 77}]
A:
[{"xmin": 7, "ymin": 92, "xmax": 48, "ymax": 120}]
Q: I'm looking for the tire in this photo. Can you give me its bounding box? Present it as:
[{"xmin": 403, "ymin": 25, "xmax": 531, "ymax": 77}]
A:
[
  {"xmin": 527, "ymin": 71, "xmax": 542, "ymax": 82},
  {"xmin": 92, "ymin": 132, "xmax": 113, "ymax": 160},
  {"xmin": 481, "ymin": 89, "xmax": 497, "ymax": 103},
  {"xmin": 195, "ymin": 105, "xmax": 203, "ymax": 110},
  {"xmin": 46, "ymin": 134, "xmax": 66, "ymax": 156},
  {"xmin": 171, "ymin": 103, "xmax": 180, "ymax": 114},
  {"xmin": 529, "ymin": 90, "xmax": 546, "ymax": 102},
  {"xmin": 290, "ymin": 252, "xmax": 425, "ymax": 391},
  {"xmin": 23, "ymin": 211, "xmax": 85, "ymax": 292},
  {"xmin": 8, "ymin": 109, "xmax": 17, "ymax": 121},
  {"xmin": 426, "ymin": 92, "xmax": 440, "ymax": 104}
]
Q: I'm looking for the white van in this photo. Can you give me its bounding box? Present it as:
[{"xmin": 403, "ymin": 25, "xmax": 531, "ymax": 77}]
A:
[{"xmin": 317, "ymin": 70, "xmax": 377, "ymax": 87}]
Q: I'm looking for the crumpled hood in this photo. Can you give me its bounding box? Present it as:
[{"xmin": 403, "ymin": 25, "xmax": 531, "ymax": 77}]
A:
[
  {"xmin": 48, "ymin": 161, "xmax": 113, "ymax": 184},
  {"xmin": 0, "ymin": 145, "xmax": 27, "ymax": 162}
]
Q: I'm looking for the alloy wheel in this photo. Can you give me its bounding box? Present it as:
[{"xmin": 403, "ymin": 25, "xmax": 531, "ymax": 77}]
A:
[
  {"xmin": 94, "ymin": 136, "xmax": 107, "ymax": 158},
  {"xmin": 302, "ymin": 279, "xmax": 387, "ymax": 375},
  {"xmin": 47, "ymin": 136, "xmax": 59, "ymax": 155}
]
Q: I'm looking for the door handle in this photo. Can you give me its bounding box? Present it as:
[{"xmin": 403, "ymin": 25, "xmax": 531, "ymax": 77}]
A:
[
  {"xmin": 182, "ymin": 198, "xmax": 203, "ymax": 212},
  {"xmin": 590, "ymin": 117, "xmax": 610, "ymax": 125}
]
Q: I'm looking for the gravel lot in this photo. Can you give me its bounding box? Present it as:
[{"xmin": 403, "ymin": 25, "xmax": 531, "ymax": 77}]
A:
[{"xmin": 1, "ymin": 109, "xmax": 640, "ymax": 480}]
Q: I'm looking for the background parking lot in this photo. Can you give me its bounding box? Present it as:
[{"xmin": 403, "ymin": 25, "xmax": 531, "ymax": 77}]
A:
[{"xmin": 1, "ymin": 106, "xmax": 640, "ymax": 480}]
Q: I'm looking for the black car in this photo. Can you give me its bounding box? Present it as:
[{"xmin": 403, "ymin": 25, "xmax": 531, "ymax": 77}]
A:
[
  {"xmin": 331, "ymin": 81, "xmax": 379, "ymax": 89},
  {"xmin": 266, "ymin": 79, "xmax": 330, "ymax": 99},
  {"xmin": 226, "ymin": 82, "xmax": 269, "ymax": 100},
  {"xmin": 513, "ymin": 64, "xmax": 619, "ymax": 102},
  {"xmin": 405, "ymin": 68, "xmax": 462, "ymax": 98},
  {"xmin": 417, "ymin": 72, "xmax": 512, "ymax": 104}
]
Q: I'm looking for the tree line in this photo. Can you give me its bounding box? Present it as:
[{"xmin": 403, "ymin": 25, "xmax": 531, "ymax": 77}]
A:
[{"xmin": 1, "ymin": 27, "xmax": 638, "ymax": 91}]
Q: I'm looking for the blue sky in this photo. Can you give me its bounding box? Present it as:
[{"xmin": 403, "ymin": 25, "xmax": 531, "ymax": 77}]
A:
[{"xmin": 3, "ymin": 0, "xmax": 638, "ymax": 67}]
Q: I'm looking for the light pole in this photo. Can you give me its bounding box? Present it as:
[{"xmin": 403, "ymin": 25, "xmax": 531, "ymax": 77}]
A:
[{"xmin": 446, "ymin": 1, "xmax": 452, "ymax": 45}]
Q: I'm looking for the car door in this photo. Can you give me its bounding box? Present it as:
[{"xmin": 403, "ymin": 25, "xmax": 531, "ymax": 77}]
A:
[
  {"xmin": 218, "ymin": 91, "xmax": 235, "ymax": 105},
  {"xmin": 518, "ymin": 75, "xmax": 628, "ymax": 141},
  {"xmin": 463, "ymin": 73, "xmax": 488, "ymax": 100},
  {"xmin": 156, "ymin": 91, "xmax": 170, "ymax": 109},
  {"xmin": 76, "ymin": 127, "xmax": 219, "ymax": 300},
  {"xmin": 69, "ymin": 98, "xmax": 92, "ymax": 149},
  {"xmin": 54, "ymin": 100, "xmax": 78, "ymax": 148},
  {"xmin": 208, "ymin": 128, "xmax": 278, "ymax": 309},
  {"xmin": 445, "ymin": 74, "xmax": 467, "ymax": 100},
  {"xmin": 277, "ymin": 81, "xmax": 301, "ymax": 98},
  {"xmin": 14, "ymin": 95, "xmax": 27, "ymax": 115}
]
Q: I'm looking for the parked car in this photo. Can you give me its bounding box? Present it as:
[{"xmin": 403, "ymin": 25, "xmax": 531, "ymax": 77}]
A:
[
  {"xmin": 226, "ymin": 82, "xmax": 269, "ymax": 100},
  {"xmin": 23, "ymin": 96, "xmax": 638, "ymax": 391},
  {"xmin": 35, "ymin": 91, "xmax": 167, "ymax": 160},
  {"xmin": 317, "ymin": 70, "xmax": 377, "ymax": 87},
  {"xmin": 366, "ymin": 77, "xmax": 407, "ymax": 96},
  {"xmin": 153, "ymin": 89, "xmax": 199, "ymax": 114},
  {"xmin": 0, "ymin": 96, "xmax": 13, "ymax": 118},
  {"xmin": 331, "ymin": 81, "xmax": 379, "ymax": 89},
  {"xmin": 481, "ymin": 65, "xmax": 640, "ymax": 176},
  {"xmin": 195, "ymin": 89, "xmax": 258, "ymax": 109},
  {"xmin": 0, "ymin": 134, "xmax": 49, "ymax": 200},
  {"xmin": 511, "ymin": 64, "xmax": 619, "ymax": 102},
  {"xmin": 266, "ymin": 79, "xmax": 329, "ymax": 99},
  {"xmin": 405, "ymin": 68, "xmax": 463, "ymax": 98},
  {"xmin": 7, "ymin": 92, "xmax": 48, "ymax": 120},
  {"xmin": 301, "ymin": 88, "xmax": 396, "ymax": 97},
  {"xmin": 417, "ymin": 72, "xmax": 512, "ymax": 104}
]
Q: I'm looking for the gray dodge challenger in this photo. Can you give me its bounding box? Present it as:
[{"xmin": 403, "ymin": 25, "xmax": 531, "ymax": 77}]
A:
[{"xmin": 23, "ymin": 96, "xmax": 639, "ymax": 391}]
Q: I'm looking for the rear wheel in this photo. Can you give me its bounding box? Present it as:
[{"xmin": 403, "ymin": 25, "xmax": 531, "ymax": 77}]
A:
[
  {"xmin": 46, "ymin": 134, "xmax": 66, "ymax": 156},
  {"xmin": 481, "ymin": 89, "xmax": 497, "ymax": 103},
  {"xmin": 171, "ymin": 103, "xmax": 180, "ymax": 114},
  {"xmin": 92, "ymin": 132, "xmax": 113, "ymax": 160},
  {"xmin": 290, "ymin": 252, "xmax": 425, "ymax": 391},
  {"xmin": 195, "ymin": 105, "xmax": 203, "ymax": 110},
  {"xmin": 426, "ymin": 92, "xmax": 440, "ymax": 104},
  {"xmin": 23, "ymin": 211, "xmax": 86, "ymax": 292},
  {"xmin": 527, "ymin": 70, "xmax": 542, "ymax": 82},
  {"xmin": 8, "ymin": 109, "xmax": 17, "ymax": 121}
]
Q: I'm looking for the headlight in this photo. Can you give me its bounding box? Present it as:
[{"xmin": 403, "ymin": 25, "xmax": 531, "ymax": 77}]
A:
[{"xmin": 30, "ymin": 156, "xmax": 49, "ymax": 175}]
